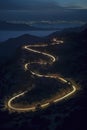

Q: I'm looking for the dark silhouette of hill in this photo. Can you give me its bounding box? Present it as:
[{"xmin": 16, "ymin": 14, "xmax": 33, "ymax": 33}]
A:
[
  {"xmin": 47, "ymin": 23, "xmax": 87, "ymax": 38},
  {"xmin": 0, "ymin": 25, "xmax": 87, "ymax": 130},
  {"xmin": 47, "ymin": 28, "xmax": 87, "ymax": 100},
  {"xmin": 0, "ymin": 34, "xmax": 43, "ymax": 65},
  {"xmin": 62, "ymin": 23, "xmax": 87, "ymax": 33},
  {"xmin": 46, "ymin": 28, "xmax": 87, "ymax": 130}
]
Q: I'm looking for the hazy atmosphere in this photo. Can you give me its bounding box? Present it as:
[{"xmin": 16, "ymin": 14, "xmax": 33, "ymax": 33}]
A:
[
  {"xmin": 0, "ymin": 0, "xmax": 87, "ymax": 21},
  {"xmin": 0, "ymin": 1, "xmax": 87, "ymax": 130}
]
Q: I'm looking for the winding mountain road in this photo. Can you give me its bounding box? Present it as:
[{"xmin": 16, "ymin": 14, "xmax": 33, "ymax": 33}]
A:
[{"xmin": 7, "ymin": 39, "xmax": 77, "ymax": 112}]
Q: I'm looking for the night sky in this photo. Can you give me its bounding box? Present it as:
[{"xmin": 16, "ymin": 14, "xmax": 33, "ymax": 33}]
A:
[{"xmin": 0, "ymin": 0, "xmax": 87, "ymax": 21}]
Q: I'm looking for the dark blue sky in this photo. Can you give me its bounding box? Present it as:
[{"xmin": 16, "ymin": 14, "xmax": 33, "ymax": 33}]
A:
[{"xmin": 0, "ymin": 0, "xmax": 87, "ymax": 21}]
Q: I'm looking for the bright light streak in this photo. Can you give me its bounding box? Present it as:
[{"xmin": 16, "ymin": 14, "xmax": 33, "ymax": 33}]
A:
[
  {"xmin": 58, "ymin": 77, "xmax": 67, "ymax": 83},
  {"xmin": 41, "ymin": 103, "xmax": 50, "ymax": 108},
  {"xmin": 25, "ymin": 63, "xmax": 29, "ymax": 70},
  {"xmin": 54, "ymin": 85, "xmax": 76, "ymax": 103},
  {"xmin": 7, "ymin": 40, "xmax": 77, "ymax": 112},
  {"xmin": 8, "ymin": 91, "xmax": 36, "ymax": 111},
  {"xmin": 25, "ymin": 45, "xmax": 56, "ymax": 62}
]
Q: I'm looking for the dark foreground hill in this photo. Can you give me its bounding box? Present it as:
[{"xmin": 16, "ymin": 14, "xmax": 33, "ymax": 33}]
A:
[
  {"xmin": 0, "ymin": 27, "xmax": 87, "ymax": 130},
  {"xmin": 47, "ymin": 28, "xmax": 87, "ymax": 90},
  {"xmin": 0, "ymin": 34, "xmax": 44, "ymax": 65}
]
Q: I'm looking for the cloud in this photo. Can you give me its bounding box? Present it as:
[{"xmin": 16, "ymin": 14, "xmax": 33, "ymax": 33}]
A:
[
  {"xmin": 0, "ymin": 0, "xmax": 87, "ymax": 11},
  {"xmin": 0, "ymin": 0, "xmax": 60, "ymax": 11},
  {"xmin": 0, "ymin": 0, "xmax": 19, "ymax": 10},
  {"xmin": 0, "ymin": 0, "xmax": 86, "ymax": 12},
  {"xmin": 0, "ymin": 0, "xmax": 87, "ymax": 22},
  {"xmin": 65, "ymin": 5, "xmax": 83, "ymax": 9}
]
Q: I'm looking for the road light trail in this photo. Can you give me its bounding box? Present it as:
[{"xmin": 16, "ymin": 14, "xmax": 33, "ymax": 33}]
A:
[
  {"xmin": 58, "ymin": 77, "xmax": 67, "ymax": 83},
  {"xmin": 41, "ymin": 103, "xmax": 50, "ymax": 108},
  {"xmin": 54, "ymin": 85, "xmax": 76, "ymax": 103},
  {"xmin": 8, "ymin": 91, "xmax": 35, "ymax": 111},
  {"xmin": 24, "ymin": 45, "xmax": 56, "ymax": 62},
  {"xmin": 7, "ymin": 39, "xmax": 77, "ymax": 112}
]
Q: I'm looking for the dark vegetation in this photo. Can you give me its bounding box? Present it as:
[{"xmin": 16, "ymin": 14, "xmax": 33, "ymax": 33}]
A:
[{"xmin": 0, "ymin": 25, "xmax": 87, "ymax": 130}]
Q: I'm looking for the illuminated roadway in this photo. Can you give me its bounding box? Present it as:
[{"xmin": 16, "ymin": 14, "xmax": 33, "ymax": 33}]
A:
[{"xmin": 7, "ymin": 39, "xmax": 77, "ymax": 112}]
